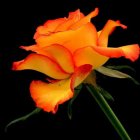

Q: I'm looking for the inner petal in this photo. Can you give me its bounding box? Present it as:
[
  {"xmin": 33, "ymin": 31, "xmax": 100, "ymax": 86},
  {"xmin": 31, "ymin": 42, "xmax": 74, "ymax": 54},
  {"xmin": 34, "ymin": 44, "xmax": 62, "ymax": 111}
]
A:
[
  {"xmin": 69, "ymin": 7, "xmax": 99, "ymax": 30},
  {"xmin": 36, "ymin": 23, "xmax": 98, "ymax": 53},
  {"xmin": 34, "ymin": 18, "xmax": 66, "ymax": 38},
  {"xmin": 54, "ymin": 9, "xmax": 82, "ymax": 32}
]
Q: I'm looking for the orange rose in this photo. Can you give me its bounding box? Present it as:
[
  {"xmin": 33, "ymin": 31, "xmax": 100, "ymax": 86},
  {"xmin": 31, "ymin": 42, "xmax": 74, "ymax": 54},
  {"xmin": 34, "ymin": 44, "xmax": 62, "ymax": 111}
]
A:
[{"xmin": 13, "ymin": 8, "xmax": 140, "ymax": 113}]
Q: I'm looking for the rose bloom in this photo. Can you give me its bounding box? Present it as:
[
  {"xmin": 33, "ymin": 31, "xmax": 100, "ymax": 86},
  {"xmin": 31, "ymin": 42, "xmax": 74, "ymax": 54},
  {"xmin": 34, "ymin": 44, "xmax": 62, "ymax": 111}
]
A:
[{"xmin": 13, "ymin": 8, "xmax": 140, "ymax": 113}]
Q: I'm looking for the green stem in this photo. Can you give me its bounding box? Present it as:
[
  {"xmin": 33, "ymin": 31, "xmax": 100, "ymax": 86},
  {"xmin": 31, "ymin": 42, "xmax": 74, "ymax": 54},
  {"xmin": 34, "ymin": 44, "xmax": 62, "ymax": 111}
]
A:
[{"xmin": 86, "ymin": 84, "xmax": 131, "ymax": 140}]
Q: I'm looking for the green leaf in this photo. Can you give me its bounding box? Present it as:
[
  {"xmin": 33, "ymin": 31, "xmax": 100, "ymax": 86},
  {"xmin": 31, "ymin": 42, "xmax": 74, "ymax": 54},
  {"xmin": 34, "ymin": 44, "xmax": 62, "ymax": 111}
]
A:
[
  {"xmin": 86, "ymin": 84, "xmax": 131, "ymax": 140},
  {"xmin": 106, "ymin": 65, "xmax": 135, "ymax": 72},
  {"xmin": 5, "ymin": 108, "xmax": 41, "ymax": 132},
  {"xmin": 95, "ymin": 66, "xmax": 140, "ymax": 85},
  {"xmin": 67, "ymin": 84, "xmax": 83, "ymax": 120},
  {"xmin": 97, "ymin": 86, "xmax": 114, "ymax": 101}
]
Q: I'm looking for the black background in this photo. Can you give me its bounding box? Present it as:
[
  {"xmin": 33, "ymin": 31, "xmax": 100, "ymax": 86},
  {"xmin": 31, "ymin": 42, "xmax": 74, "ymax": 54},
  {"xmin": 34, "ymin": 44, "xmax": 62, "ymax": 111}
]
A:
[{"xmin": 0, "ymin": 0, "xmax": 140, "ymax": 139}]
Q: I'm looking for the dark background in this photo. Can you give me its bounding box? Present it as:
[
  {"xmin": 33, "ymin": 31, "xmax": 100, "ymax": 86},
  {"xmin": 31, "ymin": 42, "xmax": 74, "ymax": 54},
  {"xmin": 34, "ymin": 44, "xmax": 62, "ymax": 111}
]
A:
[{"xmin": 0, "ymin": 0, "xmax": 140, "ymax": 139}]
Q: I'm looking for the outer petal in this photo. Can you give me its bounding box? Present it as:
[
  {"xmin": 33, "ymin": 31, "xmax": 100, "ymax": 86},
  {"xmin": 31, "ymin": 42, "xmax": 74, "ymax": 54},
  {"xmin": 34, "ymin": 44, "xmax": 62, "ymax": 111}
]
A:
[
  {"xmin": 20, "ymin": 45, "xmax": 38, "ymax": 51},
  {"xmin": 92, "ymin": 44, "xmax": 140, "ymax": 62},
  {"xmin": 12, "ymin": 53, "xmax": 70, "ymax": 79},
  {"xmin": 30, "ymin": 64, "xmax": 92, "ymax": 113},
  {"xmin": 36, "ymin": 23, "xmax": 98, "ymax": 53},
  {"xmin": 73, "ymin": 46, "xmax": 109, "ymax": 69},
  {"xmin": 32, "ymin": 44, "xmax": 75, "ymax": 73},
  {"xmin": 30, "ymin": 79, "xmax": 72, "ymax": 114},
  {"xmin": 98, "ymin": 20, "xmax": 127, "ymax": 47}
]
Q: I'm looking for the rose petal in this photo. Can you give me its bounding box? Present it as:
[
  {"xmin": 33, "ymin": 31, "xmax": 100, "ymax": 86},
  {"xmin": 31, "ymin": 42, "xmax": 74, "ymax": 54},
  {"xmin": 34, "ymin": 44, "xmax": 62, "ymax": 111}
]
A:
[
  {"xmin": 68, "ymin": 9, "xmax": 84, "ymax": 19},
  {"xmin": 97, "ymin": 30, "xmax": 102, "ymax": 37},
  {"xmin": 73, "ymin": 46, "xmax": 108, "ymax": 68},
  {"xmin": 70, "ymin": 64, "xmax": 92, "ymax": 88},
  {"xmin": 36, "ymin": 23, "xmax": 97, "ymax": 53},
  {"xmin": 34, "ymin": 18, "xmax": 66, "ymax": 39},
  {"xmin": 12, "ymin": 53, "xmax": 70, "ymax": 79},
  {"xmin": 30, "ymin": 79, "xmax": 72, "ymax": 114},
  {"xmin": 34, "ymin": 9, "xmax": 83, "ymax": 39},
  {"xmin": 69, "ymin": 8, "xmax": 99, "ymax": 30},
  {"xmin": 20, "ymin": 45, "xmax": 38, "ymax": 51},
  {"xmin": 30, "ymin": 64, "xmax": 92, "ymax": 113},
  {"xmin": 32, "ymin": 44, "xmax": 75, "ymax": 73},
  {"xmin": 44, "ymin": 18, "xmax": 66, "ymax": 28},
  {"xmin": 54, "ymin": 9, "xmax": 82, "ymax": 32},
  {"xmin": 98, "ymin": 20, "xmax": 127, "ymax": 47},
  {"xmin": 92, "ymin": 44, "xmax": 140, "ymax": 62}
]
